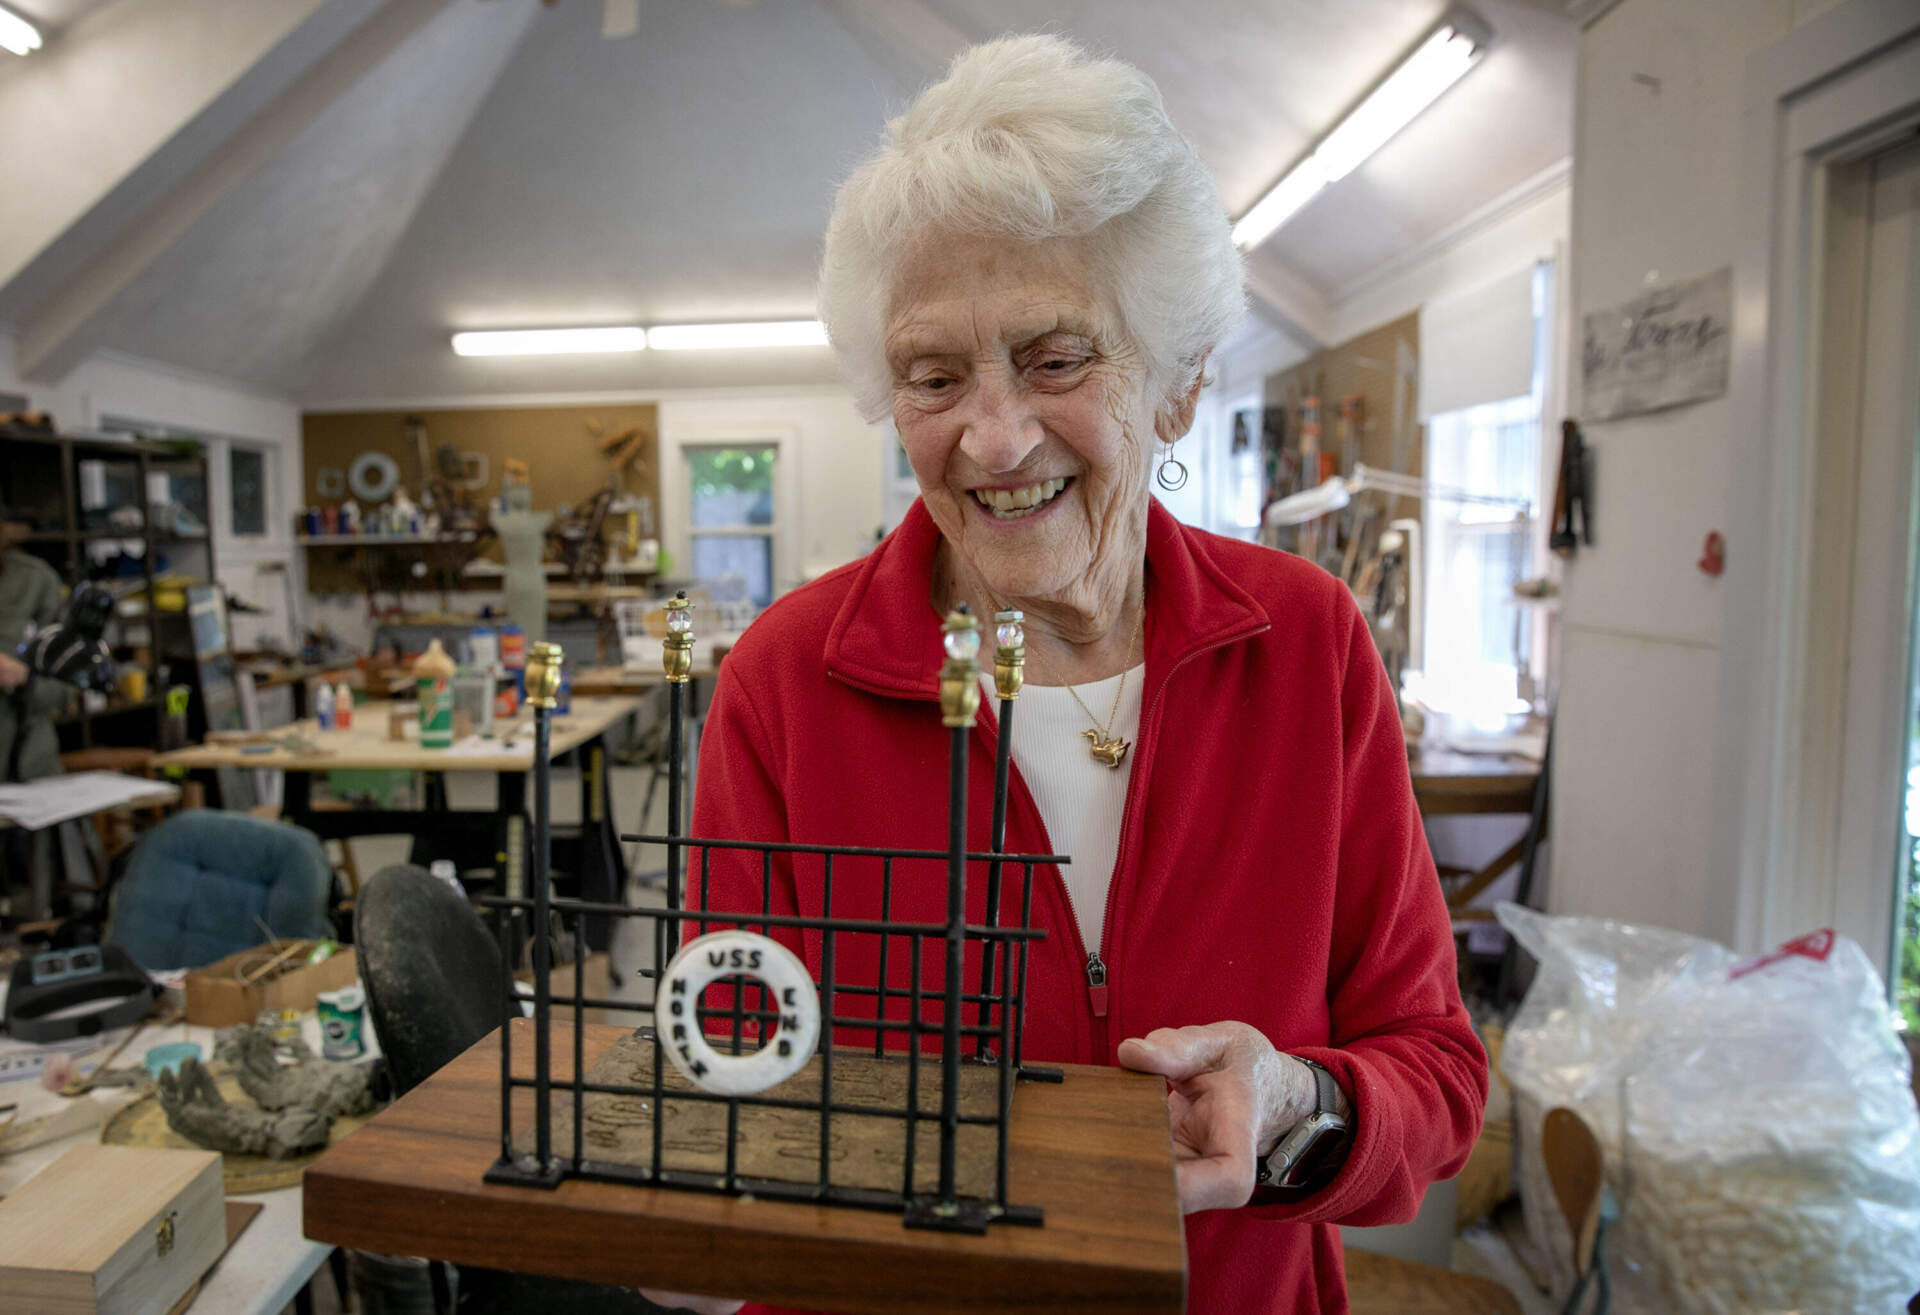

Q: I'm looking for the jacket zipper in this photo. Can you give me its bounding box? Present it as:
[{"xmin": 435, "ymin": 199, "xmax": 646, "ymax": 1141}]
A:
[{"xmin": 1081, "ymin": 623, "xmax": 1269, "ymax": 1037}]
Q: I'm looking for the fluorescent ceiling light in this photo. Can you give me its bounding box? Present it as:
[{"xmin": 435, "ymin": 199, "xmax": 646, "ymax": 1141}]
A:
[
  {"xmin": 0, "ymin": 4, "xmax": 43, "ymax": 56},
  {"xmin": 647, "ymin": 321, "xmax": 828, "ymax": 351},
  {"xmin": 1232, "ymin": 9, "xmax": 1490, "ymax": 251},
  {"xmin": 449, "ymin": 320, "xmax": 829, "ymax": 357},
  {"xmin": 452, "ymin": 327, "xmax": 646, "ymax": 356}
]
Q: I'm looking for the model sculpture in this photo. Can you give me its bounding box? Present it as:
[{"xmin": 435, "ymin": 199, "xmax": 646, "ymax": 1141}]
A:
[{"xmin": 482, "ymin": 598, "xmax": 1064, "ymax": 1232}]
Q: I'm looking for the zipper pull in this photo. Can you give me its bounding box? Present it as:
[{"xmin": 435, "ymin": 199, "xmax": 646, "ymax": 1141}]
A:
[{"xmin": 1085, "ymin": 952, "xmax": 1109, "ymax": 1018}]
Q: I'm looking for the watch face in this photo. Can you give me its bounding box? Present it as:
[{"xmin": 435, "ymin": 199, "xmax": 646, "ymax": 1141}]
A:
[{"xmin": 1274, "ymin": 1112, "xmax": 1347, "ymax": 1189}]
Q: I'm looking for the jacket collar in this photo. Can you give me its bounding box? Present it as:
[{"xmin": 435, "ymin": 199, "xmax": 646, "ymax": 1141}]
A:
[{"xmin": 824, "ymin": 497, "xmax": 1270, "ymax": 700}]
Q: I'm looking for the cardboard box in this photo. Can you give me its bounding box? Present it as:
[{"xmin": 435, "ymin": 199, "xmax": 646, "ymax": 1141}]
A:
[
  {"xmin": 184, "ymin": 941, "xmax": 357, "ymax": 1028},
  {"xmin": 0, "ymin": 1144, "xmax": 224, "ymax": 1315}
]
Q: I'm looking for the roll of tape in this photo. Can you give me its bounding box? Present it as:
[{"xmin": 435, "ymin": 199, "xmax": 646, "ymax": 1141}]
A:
[{"xmin": 654, "ymin": 930, "xmax": 819, "ymax": 1096}]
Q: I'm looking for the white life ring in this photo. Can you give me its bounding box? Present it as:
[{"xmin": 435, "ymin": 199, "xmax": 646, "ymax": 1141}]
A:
[{"xmin": 654, "ymin": 930, "xmax": 820, "ymax": 1096}]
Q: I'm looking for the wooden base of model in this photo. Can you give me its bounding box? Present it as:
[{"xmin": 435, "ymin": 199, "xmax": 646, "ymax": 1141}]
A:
[{"xmin": 303, "ymin": 1020, "xmax": 1186, "ymax": 1314}]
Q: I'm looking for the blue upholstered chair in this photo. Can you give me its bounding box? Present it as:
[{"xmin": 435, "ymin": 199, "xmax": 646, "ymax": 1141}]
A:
[{"xmin": 106, "ymin": 811, "xmax": 333, "ymax": 970}]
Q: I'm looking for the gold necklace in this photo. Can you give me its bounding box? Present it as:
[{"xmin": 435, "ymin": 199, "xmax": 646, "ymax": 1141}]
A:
[{"xmin": 1055, "ymin": 604, "xmax": 1144, "ymax": 770}]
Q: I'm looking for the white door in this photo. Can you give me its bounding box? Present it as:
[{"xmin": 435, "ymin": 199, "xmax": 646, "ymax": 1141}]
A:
[{"xmin": 1830, "ymin": 137, "xmax": 1920, "ymax": 1021}]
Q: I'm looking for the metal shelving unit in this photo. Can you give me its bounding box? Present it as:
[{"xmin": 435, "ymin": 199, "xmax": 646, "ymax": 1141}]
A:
[{"xmin": 0, "ymin": 429, "xmax": 216, "ymax": 751}]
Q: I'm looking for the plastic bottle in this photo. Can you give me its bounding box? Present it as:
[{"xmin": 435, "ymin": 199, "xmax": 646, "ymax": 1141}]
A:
[
  {"xmin": 333, "ymin": 680, "xmax": 354, "ymax": 730},
  {"xmin": 413, "ymin": 639, "xmax": 458, "ymax": 749},
  {"xmin": 314, "ymin": 680, "xmax": 336, "ymax": 730}
]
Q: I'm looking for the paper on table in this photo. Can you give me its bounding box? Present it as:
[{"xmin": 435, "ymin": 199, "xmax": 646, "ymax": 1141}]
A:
[
  {"xmin": 442, "ymin": 735, "xmax": 535, "ymax": 760},
  {"xmin": 0, "ymin": 772, "xmax": 174, "ymax": 831}
]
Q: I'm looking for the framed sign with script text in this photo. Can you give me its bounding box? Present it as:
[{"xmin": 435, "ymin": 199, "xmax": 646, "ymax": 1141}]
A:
[{"xmin": 1581, "ymin": 267, "xmax": 1731, "ymax": 421}]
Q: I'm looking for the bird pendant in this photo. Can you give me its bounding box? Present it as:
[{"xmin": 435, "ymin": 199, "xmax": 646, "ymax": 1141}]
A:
[{"xmin": 1081, "ymin": 729, "xmax": 1130, "ymax": 769}]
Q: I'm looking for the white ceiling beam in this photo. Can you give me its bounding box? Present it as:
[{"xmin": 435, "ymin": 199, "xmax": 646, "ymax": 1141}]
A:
[
  {"xmin": 818, "ymin": 0, "xmax": 971, "ymax": 99},
  {"xmin": 15, "ymin": 0, "xmax": 453, "ymax": 383},
  {"xmin": 1243, "ymin": 256, "xmax": 1332, "ymax": 351}
]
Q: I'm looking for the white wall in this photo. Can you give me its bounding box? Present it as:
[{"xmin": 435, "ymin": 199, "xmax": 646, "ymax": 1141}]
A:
[
  {"xmin": 0, "ymin": 329, "xmax": 304, "ymax": 651},
  {"xmin": 1552, "ymin": 0, "xmax": 1835, "ymax": 940}
]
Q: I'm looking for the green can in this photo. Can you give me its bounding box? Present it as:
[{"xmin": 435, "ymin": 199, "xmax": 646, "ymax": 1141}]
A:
[
  {"xmin": 414, "ymin": 638, "xmax": 457, "ymax": 749},
  {"xmin": 317, "ymin": 985, "xmax": 366, "ymax": 1059}
]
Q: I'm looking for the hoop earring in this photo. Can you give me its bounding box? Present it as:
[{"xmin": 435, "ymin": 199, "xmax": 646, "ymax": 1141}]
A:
[{"xmin": 1155, "ymin": 448, "xmax": 1188, "ymax": 492}]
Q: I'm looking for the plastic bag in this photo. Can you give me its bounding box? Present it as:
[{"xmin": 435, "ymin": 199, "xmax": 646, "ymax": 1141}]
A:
[{"xmin": 1497, "ymin": 903, "xmax": 1920, "ymax": 1314}]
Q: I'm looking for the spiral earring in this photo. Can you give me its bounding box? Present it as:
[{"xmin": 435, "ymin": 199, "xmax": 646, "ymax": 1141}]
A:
[{"xmin": 1155, "ymin": 445, "xmax": 1189, "ymax": 492}]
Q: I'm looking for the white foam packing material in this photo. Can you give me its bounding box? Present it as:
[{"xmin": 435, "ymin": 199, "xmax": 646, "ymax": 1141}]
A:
[{"xmin": 1497, "ymin": 904, "xmax": 1920, "ymax": 1313}]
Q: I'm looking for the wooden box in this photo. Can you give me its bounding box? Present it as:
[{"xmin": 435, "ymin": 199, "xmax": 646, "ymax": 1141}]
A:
[
  {"xmin": 0, "ymin": 1144, "xmax": 224, "ymax": 1315},
  {"xmin": 184, "ymin": 942, "xmax": 358, "ymax": 1027}
]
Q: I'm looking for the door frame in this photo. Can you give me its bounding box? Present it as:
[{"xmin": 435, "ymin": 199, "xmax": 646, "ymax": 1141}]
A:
[{"xmin": 1710, "ymin": 0, "xmax": 1920, "ymax": 965}]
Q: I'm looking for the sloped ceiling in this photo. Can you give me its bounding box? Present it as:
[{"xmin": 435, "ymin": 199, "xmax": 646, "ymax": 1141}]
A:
[
  {"xmin": 88, "ymin": 0, "xmax": 534, "ymax": 395},
  {"xmin": 0, "ymin": 0, "xmax": 1576, "ymax": 405}
]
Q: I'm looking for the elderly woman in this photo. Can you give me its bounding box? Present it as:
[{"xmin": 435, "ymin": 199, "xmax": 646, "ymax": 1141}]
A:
[{"xmin": 673, "ymin": 34, "xmax": 1486, "ymax": 1315}]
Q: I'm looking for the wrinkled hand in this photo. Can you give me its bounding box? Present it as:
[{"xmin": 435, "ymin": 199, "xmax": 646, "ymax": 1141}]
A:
[
  {"xmin": 637, "ymin": 1291, "xmax": 743, "ymax": 1315},
  {"xmin": 0, "ymin": 653, "xmax": 28, "ymax": 691},
  {"xmin": 1117, "ymin": 1023, "xmax": 1316, "ymax": 1213}
]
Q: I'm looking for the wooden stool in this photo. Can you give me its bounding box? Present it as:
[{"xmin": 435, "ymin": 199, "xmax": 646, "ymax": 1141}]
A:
[{"xmin": 1345, "ymin": 1246, "xmax": 1522, "ymax": 1314}]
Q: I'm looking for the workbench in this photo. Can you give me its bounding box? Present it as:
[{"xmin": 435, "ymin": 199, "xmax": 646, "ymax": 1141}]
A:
[
  {"xmin": 1409, "ymin": 740, "xmax": 1545, "ymax": 920},
  {"xmin": 153, "ymin": 698, "xmax": 641, "ymax": 947}
]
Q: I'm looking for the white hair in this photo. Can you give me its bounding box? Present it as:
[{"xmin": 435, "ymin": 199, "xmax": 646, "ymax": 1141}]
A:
[{"xmin": 818, "ymin": 34, "xmax": 1245, "ymax": 423}]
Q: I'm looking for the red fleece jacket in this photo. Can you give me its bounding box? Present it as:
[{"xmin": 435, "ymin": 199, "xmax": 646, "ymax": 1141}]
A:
[{"xmin": 689, "ymin": 498, "xmax": 1487, "ymax": 1314}]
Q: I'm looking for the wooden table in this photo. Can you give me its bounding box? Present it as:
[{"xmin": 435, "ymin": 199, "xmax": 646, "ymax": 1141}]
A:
[
  {"xmin": 154, "ymin": 698, "xmax": 641, "ymax": 947},
  {"xmin": 1409, "ymin": 741, "xmax": 1544, "ymax": 920},
  {"xmin": 304, "ymin": 1021, "xmax": 1185, "ymax": 1314}
]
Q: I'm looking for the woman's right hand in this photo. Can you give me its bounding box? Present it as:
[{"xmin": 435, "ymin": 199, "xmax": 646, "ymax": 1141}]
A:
[{"xmin": 640, "ymin": 1290, "xmax": 744, "ymax": 1315}]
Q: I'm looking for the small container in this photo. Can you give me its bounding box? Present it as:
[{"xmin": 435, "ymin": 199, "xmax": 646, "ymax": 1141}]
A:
[
  {"xmin": 259, "ymin": 1006, "xmax": 303, "ymax": 1047},
  {"xmin": 413, "ymin": 639, "xmax": 457, "ymax": 749},
  {"xmin": 452, "ymin": 668, "xmax": 495, "ymax": 738},
  {"xmin": 429, "ymin": 859, "xmax": 461, "ymax": 893},
  {"xmin": 143, "ymin": 1041, "xmax": 202, "ymax": 1079},
  {"xmin": 498, "ymin": 624, "xmax": 526, "ymax": 673},
  {"xmin": 468, "ymin": 626, "xmax": 499, "ymax": 673},
  {"xmin": 316, "ymin": 985, "xmax": 366, "ymax": 1060},
  {"xmin": 314, "ymin": 680, "xmax": 336, "ymax": 730},
  {"xmin": 333, "ymin": 679, "xmax": 354, "ymax": 729},
  {"xmin": 388, "ymin": 702, "xmax": 412, "ymax": 742}
]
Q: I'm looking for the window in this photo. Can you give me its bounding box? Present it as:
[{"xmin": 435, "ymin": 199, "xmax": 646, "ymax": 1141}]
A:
[
  {"xmin": 1419, "ymin": 395, "xmax": 1540, "ymax": 724},
  {"xmin": 1415, "ymin": 261, "xmax": 1552, "ymax": 728},
  {"xmin": 687, "ymin": 445, "xmax": 777, "ymax": 609},
  {"xmin": 230, "ymin": 445, "xmax": 267, "ymax": 537}
]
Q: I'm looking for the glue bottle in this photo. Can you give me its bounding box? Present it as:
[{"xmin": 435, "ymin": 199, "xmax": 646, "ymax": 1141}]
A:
[
  {"xmin": 333, "ymin": 679, "xmax": 354, "ymax": 730},
  {"xmin": 314, "ymin": 680, "xmax": 335, "ymax": 730},
  {"xmin": 413, "ymin": 638, "xmax": 457, "ymax": 748}
]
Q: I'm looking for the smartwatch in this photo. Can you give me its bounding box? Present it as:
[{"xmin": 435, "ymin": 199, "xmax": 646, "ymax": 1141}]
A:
[{"xmin": 1256, "ymin": 1057, "xmax": 1350, "ymax": 1192}]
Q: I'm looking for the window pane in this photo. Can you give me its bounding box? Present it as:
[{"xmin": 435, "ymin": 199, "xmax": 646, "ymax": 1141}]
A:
[
  {"xmin": 1422, "ymin": 395, "xmax": 1538, "ymax": 721},
  {"xmin": 691, "ymin": 534, "xmax": 773, "ymax": 610},
  {"xmin": 689, "ymin": 446, "xmax": 775, "ymax": 529},
  {"xmin": 231, "ymin": 447, "xmax": 266, "ymax": 536}
]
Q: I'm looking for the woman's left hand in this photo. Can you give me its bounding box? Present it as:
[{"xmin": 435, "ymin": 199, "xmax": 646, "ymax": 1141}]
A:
[{"xmin": 1117, "ymin": 1023, "xmax": 1318, "ymax": 1213}]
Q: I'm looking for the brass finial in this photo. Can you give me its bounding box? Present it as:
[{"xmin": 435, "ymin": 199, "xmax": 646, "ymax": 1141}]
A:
[
  {"xmin": 525, "ymin": 641, "xmax": 565, "ymax": 710},
  {"xmin": 662, "ymin": 590, "xmax": 694, "ymax": 685},
  {"xmin": 938, "ymin": 605, "xmax": 981, "ymax": 728},
  {"xmin": 992, "ymin": 609, "xmax": 1024, "ymax": 701}
]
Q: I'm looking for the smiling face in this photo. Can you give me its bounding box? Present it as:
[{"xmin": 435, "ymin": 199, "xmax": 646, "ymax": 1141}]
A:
[{"xmin": 885, "ymin": 233, "xmax": 1161, "ymax": 627}]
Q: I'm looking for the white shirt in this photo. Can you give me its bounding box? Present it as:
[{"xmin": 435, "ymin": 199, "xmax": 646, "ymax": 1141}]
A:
[{"xmin": 986, "ymin": 666, "xmax": 1144, "ymax": 954}]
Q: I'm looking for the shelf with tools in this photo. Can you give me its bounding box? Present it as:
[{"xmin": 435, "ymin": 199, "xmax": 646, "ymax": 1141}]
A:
[{"xmin": 0, "ymin": 429, "xmax": 216, "ymax": 753}]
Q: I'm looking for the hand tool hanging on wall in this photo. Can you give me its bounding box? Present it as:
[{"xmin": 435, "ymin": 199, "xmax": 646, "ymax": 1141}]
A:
[{"xmin": 1550, "ymin": 419, "xmax": 1593, "ymax": 557}]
